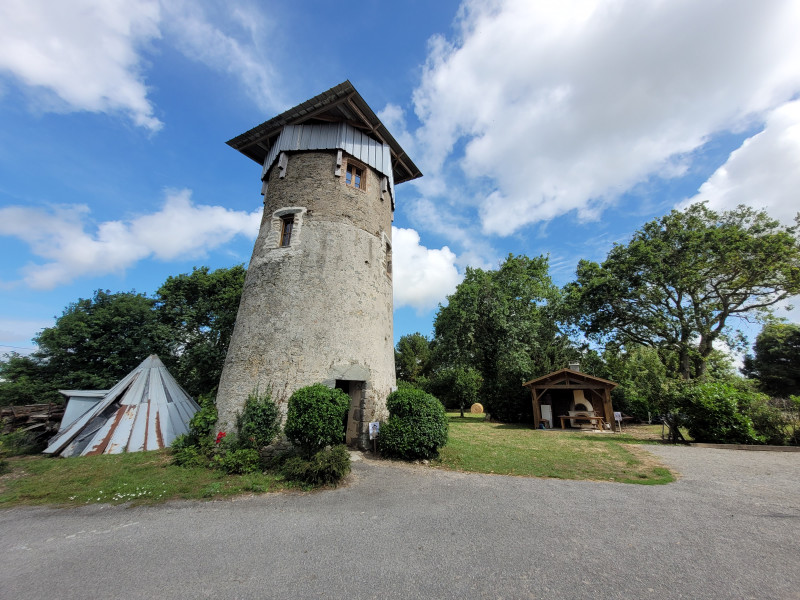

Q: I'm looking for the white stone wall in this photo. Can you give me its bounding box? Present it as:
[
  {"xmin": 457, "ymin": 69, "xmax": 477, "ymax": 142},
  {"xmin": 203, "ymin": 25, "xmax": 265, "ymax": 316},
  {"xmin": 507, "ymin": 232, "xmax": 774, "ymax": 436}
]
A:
[{"xmin": 216, "ymin": 151, "xmax": 395, "ymax": 448}]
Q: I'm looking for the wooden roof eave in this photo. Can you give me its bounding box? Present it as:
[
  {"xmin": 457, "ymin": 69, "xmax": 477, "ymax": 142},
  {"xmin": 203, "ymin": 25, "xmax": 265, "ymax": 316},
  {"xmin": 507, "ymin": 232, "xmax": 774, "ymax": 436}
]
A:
[
  {"xmin": 226, "ymin": 80, "xmax": 422, "ymax": 184},
  {"xmin": 522, "ymin": 368, "xmax": 618, "ymax": 391}
]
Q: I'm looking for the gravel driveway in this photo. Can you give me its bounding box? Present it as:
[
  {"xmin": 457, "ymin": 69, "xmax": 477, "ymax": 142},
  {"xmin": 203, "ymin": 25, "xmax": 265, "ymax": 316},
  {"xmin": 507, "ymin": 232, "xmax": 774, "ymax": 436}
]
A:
[{"xmin": 1, "ymin": 446, "xmax": 798, "ymax": 600}]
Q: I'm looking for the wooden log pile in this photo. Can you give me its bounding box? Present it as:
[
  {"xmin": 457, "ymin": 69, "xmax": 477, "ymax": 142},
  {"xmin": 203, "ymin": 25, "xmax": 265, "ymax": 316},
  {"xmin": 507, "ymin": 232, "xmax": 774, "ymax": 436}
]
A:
[{"xmin": 0, "ymin": 403, "xmax": 65, "ymax": 434}]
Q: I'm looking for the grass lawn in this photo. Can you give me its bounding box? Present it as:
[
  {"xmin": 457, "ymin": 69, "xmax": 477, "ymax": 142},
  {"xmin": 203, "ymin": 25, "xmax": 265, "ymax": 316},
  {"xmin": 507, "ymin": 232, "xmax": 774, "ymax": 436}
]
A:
[
  {"xmin": 434, "ymin": 413, "xmax": 675, "ymax": 484},
  {"xmin": 0, "ymin": 415, "xmax": 677, "ymax": 508},
  {"xmin": 0, "ymin": 450, "xmax": 295, "ymax": 508}
]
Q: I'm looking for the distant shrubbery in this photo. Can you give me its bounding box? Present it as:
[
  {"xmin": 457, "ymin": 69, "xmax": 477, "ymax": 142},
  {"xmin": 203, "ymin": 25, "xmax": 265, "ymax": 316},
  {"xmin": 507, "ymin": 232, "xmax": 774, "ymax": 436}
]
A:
[
  {"xmin": 674, "ymin": 381, "xmax": 798, "ymax": 446},
  {"xmin": 378, "ymin": 387, "xmax": 448, "ymax": 460}
]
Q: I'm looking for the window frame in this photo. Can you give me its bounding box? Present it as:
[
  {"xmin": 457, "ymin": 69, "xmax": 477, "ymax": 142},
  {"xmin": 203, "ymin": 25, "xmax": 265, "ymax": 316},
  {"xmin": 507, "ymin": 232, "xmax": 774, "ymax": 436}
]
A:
[
  {"xmin": 343, "ymin": 158, "xmax": 367, "ymax": 191},
  {"xmin": 279, "ymin": 214, "xmax": 294, "ymax": 247}
]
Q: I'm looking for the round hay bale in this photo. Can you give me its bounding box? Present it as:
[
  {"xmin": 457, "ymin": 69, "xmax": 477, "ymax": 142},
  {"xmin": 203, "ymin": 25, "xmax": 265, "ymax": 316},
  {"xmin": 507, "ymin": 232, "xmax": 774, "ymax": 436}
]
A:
[{"xmin": 470, "ymin": 403, "xmax": 484, "ymax": 414}]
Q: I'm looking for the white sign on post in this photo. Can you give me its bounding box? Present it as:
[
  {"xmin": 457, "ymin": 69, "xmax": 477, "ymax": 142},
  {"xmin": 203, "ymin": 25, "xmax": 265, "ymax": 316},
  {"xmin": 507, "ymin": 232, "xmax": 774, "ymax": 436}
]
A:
[
  {"xmin": 614, "ymin": 412, "xmax": 622, "ymax": 422},
  {"xmin": 369, "ymin": 421, "xmax": 380, "ymax": 440}
]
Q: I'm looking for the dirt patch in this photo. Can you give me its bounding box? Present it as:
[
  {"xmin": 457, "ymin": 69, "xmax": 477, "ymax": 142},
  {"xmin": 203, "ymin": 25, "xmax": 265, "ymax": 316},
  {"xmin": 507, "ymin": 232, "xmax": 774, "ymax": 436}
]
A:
[{"xmin": 624, "ymin": 444, "xmax": 679, "ymax": 478}]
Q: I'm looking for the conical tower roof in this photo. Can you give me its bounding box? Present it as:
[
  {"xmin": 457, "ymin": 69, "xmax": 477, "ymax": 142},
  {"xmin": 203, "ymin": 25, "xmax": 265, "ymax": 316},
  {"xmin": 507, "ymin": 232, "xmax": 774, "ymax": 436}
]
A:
[{"xmin": 44, "ymin": 355, "xmax": 200, "ymax": 457}]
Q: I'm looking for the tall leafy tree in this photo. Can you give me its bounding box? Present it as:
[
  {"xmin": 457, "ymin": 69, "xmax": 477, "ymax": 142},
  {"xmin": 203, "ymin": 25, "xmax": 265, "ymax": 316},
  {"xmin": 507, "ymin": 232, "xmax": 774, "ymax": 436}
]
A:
[
  {"xmin": 155, "ymin": 265, "xmax": 246, "ymax": 398},
  {"xmin": 565, "ymin": 204, "xmax": 800, "ymax": 380},
  {"xmin": 432, "ymin": 254, "xmax": 574, "ymax": 422},
  {"xmin": 34, "ymin": 290, "xmax": 170, "ymax": 391},
  {"xmin": 394, "ymin": 332, "xmax": 432, "ymax": 384},
  {"xmin": 743, "ymin": 322, "xmax": 800, "ymax": 397},
  {"xmin": 0, "ymin": 352, "xmax": 61, "ymax": 406},
  {"xmin": 0, "ymin": 266, "xmax": 246, "ymax": 406}
]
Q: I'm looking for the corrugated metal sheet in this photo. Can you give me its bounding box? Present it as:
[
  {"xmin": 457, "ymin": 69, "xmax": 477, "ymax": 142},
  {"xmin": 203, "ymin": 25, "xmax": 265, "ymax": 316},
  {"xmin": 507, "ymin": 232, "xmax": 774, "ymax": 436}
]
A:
[
  {"xmin": 43, "ymin": 355, "xmax": 200, "ymax": 458},
  {"xmin": 261, "ymin": 122, "xmax": 396, "ymax": 207},
  {"xmin": 57, "ymin": 390, "xmax": 107, "ymax": 430}
]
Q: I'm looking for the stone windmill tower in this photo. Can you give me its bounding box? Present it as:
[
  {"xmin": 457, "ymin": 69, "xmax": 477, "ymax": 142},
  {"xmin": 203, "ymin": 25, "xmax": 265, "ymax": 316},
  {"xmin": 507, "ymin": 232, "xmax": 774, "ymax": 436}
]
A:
[{"xmin": 216, "ymin": 81, "xmax": 421, "ymax": 449}]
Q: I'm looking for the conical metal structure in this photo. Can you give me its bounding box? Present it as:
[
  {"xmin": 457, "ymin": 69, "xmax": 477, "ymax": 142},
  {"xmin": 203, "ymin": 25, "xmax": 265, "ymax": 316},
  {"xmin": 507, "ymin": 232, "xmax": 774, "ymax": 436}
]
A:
[{"xmin": 44, "ymin": 355, "xmax": 199, "ymax": 457}]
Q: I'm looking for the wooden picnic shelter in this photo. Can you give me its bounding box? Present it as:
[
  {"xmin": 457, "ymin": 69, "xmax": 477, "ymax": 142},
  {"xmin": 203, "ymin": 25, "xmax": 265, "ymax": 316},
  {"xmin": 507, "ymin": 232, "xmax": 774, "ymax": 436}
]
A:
[{"xmin": 523, "ymin": 368, "xmax": 617, "ymax": 430}]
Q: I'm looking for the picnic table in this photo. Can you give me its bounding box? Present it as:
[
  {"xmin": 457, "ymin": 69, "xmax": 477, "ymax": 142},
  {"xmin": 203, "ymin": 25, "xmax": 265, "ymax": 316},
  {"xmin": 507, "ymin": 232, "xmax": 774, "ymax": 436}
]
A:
[{"xmin": 557, "ymin": 414, "xmax": 606, "ymax": 431}]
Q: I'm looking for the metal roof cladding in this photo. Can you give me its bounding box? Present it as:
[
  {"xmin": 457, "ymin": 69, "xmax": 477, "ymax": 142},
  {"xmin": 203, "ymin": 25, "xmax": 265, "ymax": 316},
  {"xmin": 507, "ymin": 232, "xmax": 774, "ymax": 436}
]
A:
[
  {"xmin": 226, "ymin": 80, "xmax": 422, "ymax": 185},
  {"xmin": 44, "ymin": 355, "xmax": 200, "ymax": 458}
]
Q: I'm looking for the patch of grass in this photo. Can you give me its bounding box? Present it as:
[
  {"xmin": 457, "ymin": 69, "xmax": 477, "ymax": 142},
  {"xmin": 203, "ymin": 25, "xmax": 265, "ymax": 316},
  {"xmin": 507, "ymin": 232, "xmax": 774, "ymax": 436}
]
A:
[
  {"xmin": 0, "ymin": 450, "xmax": 295, "ymax": 508},
  {"xmin": 434, "ymin": 413, "xmax": 674, "ymax": 484}
]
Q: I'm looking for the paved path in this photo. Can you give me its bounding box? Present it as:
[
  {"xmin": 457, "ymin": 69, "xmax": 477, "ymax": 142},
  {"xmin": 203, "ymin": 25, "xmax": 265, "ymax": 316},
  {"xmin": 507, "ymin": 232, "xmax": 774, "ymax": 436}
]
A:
[{"xmin": 1, "ymin": 446, "xmax": 798, "ymax": 599}]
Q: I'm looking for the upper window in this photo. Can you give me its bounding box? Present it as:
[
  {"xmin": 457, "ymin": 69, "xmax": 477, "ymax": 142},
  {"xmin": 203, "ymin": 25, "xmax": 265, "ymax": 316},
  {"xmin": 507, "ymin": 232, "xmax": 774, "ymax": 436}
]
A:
[
  {"xmin": 345, "ymin": 162, "xmax": 365, "ymax": 190},
  {"xmin": 280, "ymin": 215, "xmax": 294, "ymax": 247}
]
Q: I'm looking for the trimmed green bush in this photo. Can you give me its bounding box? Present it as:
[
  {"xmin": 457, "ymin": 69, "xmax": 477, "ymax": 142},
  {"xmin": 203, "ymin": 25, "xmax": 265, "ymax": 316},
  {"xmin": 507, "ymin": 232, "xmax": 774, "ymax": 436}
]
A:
[
  {"xmin": 378, "ymin": 388, "xmax": 448, "ymax": 460},
  {"xmin": 284, "ymin": 384, "xmax": 350, "ymax": 455},
  {"xmin": 281, "ymin": 444, "xmax": 351, "ymax": 485},
  {"xmin": 237, "ymin": 388, "xmax": 281, "ymax": 449},
  {"xmin": 679, "ymin": 382, "xmax": 762, "ymax": 444}
]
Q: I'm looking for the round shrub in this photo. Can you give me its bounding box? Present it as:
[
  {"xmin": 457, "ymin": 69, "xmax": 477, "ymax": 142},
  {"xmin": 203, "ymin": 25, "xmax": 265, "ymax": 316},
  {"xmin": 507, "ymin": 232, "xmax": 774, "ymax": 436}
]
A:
[
  {"xmin": 378, "ymin": 388, "xmax": 448, "ymax": 460},
  {"xmin": 237, "ymin": 388, "xmax": 281, "ymax": 449},
  {"xmin": 284, "ymin": 384, "xmax": 350, "ymax": 454},
  {"xmin": 281, "ymin": 444, "xmax": 351, "ymax": 485}
]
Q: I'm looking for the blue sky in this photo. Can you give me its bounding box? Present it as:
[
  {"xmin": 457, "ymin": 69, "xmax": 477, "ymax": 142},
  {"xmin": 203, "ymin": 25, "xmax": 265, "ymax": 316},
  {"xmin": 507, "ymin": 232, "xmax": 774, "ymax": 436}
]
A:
[{"xmin": 1, "ymin": 0, "xmax": 799, "ymax": 359}]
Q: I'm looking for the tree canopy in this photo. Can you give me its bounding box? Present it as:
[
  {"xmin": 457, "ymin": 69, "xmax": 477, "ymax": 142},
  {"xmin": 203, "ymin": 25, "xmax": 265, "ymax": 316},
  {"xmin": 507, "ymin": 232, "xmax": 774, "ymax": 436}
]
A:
[
  {"xmin": 432, "ymin": 254, "xmax": 574, "ymax": 421},
  {"xmin": 743, "ymin": 322, "xmax": 800, "ymax": 397},
  {"xmin": 565, "ymin": 204, "xmax": 800, "ymax": 380},
  {"xmin": 35, "ymin": 290, "xmax": 170, "ymax": 391},
  {"xmin": 394, "ymin": 332, "xmax": 432, "ymax": 385},
  {"xmin": 0, "ymin": 266, "xmax": 245, "ymax": 405},
  {"xmin": 155, "ymin": 265, "xmax": 246, "ymax": 398}
]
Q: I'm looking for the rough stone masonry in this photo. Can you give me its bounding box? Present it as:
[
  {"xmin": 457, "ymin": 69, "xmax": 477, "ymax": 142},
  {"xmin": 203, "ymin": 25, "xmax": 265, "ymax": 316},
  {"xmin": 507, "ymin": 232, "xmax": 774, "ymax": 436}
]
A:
[{"xmin": 216, "ymin": 82, "xmax": 421, "ymax": 449}]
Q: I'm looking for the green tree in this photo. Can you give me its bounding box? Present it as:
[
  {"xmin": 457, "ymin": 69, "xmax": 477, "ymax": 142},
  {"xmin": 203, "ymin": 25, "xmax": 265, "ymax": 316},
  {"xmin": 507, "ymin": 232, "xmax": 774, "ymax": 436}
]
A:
[
  {"xmin": 394, "ymin": 332, "xmax": 432, "ymax": 384},
  {"xmin": 0, "ymin": 353, "xmax": 60, "ymax": 406},
  {"xmin": 601, "ymin": 344, "xmax": 668, "ymax": 421},
  {"xmin": 742, "ymin": 322, "xmax": 800, "ymax": 397},
  {"xmin": 426, "ymin": 366, "xmax": 482, "ymax": 417},
  {"xmin": 432, "ymin": 254, "xmax": 574, "ymax": 422},
  {"xmin": 565, "ymin": 204, "xmax": 800, "ymax": 380},
  {"xmin": 34, "ymin": 290, "xmax": 170, "ymax": 391},
  {"xmin": 155, "ymin": 265, "xmax": 246, "ymax": 398}
]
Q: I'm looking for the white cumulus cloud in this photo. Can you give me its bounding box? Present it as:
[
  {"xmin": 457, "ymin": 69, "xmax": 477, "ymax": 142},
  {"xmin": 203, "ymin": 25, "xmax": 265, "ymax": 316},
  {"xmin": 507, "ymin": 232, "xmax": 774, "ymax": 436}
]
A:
[
  {"xmin": 0, "ymin": 0, "xmax": 163, "ymax": 130},
  {"xmin": 392, "ymin": 227, "xmax": 462, "ymax": 312},
  {"xmin": 0, "ymin": 190, "xmax": 261, "ymax": 289},
  {"xmin": 412, "ymin": 0, "xmax": 800, "ymax": 236},
  {"xmin": 685, "ymin": 99, "xmax": 800, "ymax": 226},
  {"xmin": 0, "ymin": 0, "xmax": 284, "ymax": 130}
]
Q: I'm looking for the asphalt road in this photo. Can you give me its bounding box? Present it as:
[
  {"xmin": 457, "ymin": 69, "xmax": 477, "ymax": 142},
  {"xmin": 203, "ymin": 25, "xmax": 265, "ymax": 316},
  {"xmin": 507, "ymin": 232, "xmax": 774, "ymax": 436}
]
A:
[{"xmin": 1, "ymin": 446, "xmax": 798, "ymax": 600}]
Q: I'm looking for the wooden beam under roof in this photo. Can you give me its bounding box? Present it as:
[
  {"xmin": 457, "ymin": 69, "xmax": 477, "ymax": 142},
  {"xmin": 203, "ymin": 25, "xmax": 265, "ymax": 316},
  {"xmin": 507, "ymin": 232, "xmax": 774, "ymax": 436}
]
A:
[{"xmin": 226, "ymin": 81, "xmax": 422, "ymax": 184}]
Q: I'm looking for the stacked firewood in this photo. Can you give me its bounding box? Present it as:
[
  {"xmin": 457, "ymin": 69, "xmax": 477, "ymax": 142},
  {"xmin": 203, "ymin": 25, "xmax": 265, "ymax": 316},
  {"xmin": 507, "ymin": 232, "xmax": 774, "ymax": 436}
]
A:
[{"xmin": 0, "ymin": 404, "xmax": 64, "ymax": 434}]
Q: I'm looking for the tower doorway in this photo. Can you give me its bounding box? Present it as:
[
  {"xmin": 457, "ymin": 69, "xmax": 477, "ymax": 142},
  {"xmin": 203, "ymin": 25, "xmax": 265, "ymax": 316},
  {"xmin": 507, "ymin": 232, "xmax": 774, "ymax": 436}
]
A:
[{"xmin": 335, "ymin": 379, "xmax": 366, "ymax": 446}]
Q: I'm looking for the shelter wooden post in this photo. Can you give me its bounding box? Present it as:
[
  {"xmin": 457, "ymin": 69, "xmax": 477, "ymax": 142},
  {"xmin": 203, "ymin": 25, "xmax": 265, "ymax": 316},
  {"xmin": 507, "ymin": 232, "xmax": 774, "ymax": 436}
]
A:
[
  {"xmin": 531, "ymin": 389, "xmax": 541, "ymax": 429},
  {"xmin": 603, "ymin": 388, "xmax": 613, "ymax": 429}
]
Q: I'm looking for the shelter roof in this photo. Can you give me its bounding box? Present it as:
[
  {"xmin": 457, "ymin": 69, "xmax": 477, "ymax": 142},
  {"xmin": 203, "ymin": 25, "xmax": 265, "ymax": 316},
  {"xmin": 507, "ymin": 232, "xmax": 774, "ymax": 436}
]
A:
[
  {"xmin": 44, "ymin": 355, "xmax": 199, "ymax": 457},
  {"xmin": 522, "ymin": 368, "xmax": 618, "ymax": 390},
  {"xmin": 226, "ymin": 80, "xmax": 422, "ymax": 184}
]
